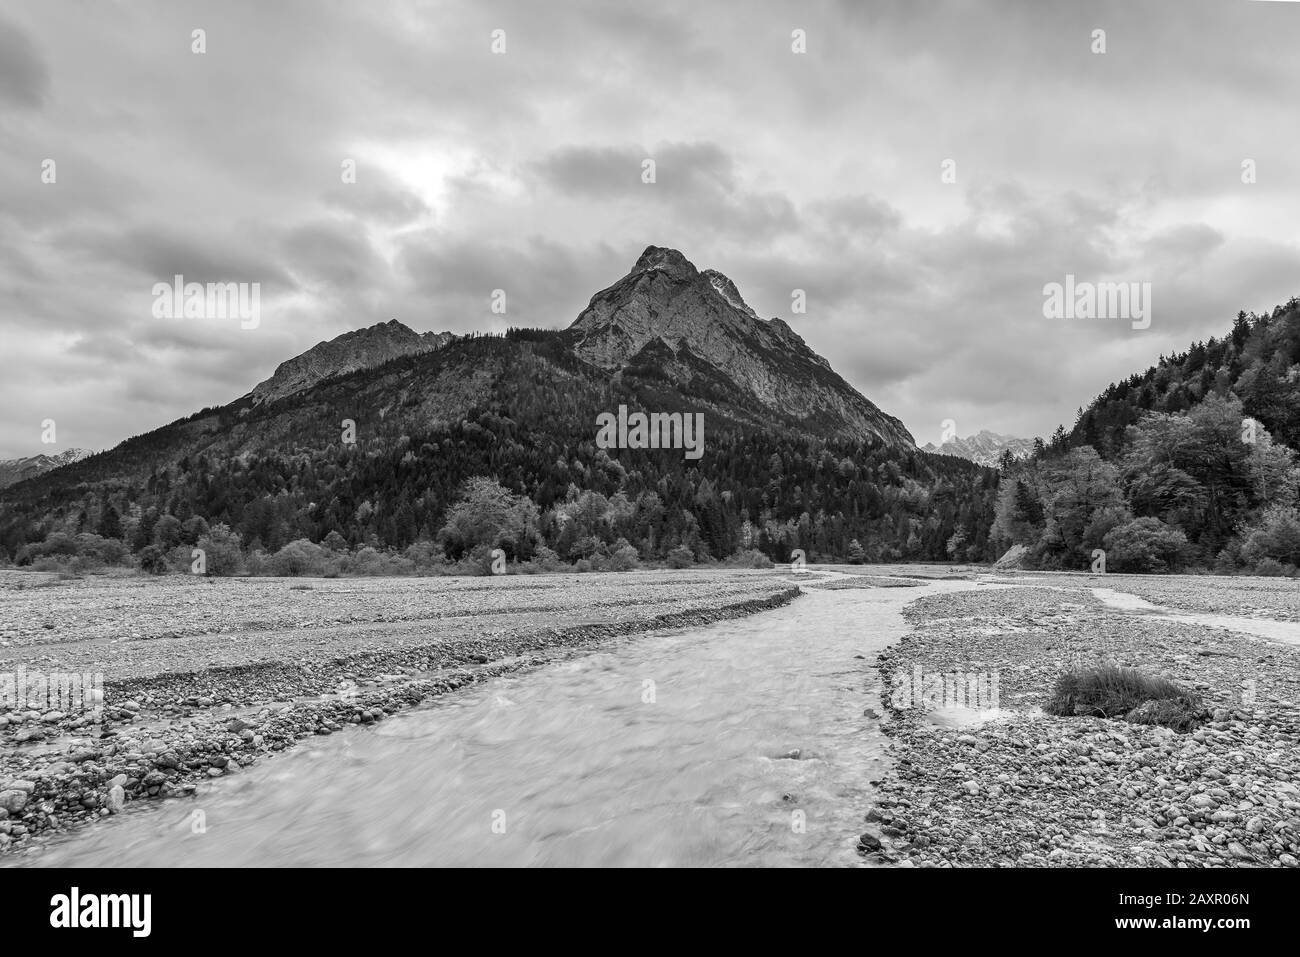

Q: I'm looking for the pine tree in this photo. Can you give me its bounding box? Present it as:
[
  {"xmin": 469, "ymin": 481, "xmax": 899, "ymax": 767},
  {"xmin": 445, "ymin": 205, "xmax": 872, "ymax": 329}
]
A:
[{"xmin": 97, "ymin": 505, "xmax": 123, "ymax": 540}]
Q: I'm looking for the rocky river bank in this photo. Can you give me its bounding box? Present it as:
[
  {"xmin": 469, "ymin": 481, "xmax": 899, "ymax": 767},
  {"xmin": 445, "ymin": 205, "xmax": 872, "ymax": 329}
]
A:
[{"xmin": 867, "ymin": 577, "xmax": 1300, "ymax": 867}]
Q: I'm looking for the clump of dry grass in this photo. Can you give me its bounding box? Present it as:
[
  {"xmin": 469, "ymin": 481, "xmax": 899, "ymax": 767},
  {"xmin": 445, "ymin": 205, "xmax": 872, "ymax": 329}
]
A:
[
  {"xmin": 1045, "ymin": 665, "xmax": 1208, "ymax": 732},
  {"xmin": 1124, "ymin": 696, "xmax": 1211, "ymax": 733}
]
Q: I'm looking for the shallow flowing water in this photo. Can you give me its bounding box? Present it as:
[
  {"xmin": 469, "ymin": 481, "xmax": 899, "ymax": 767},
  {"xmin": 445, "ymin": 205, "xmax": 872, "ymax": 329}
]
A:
[
  {"xmin": 1093, "ymin": 587, "xmax": 1300, "ymax": 645},
  {"xmin": 27, "ymin": 578, "xmax": 981, "ymax": 868}
]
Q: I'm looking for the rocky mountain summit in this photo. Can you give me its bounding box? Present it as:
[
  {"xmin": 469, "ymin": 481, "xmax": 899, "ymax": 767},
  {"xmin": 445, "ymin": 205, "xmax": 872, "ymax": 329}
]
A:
[
  {"xmin": 248, "ymin": 320, "xmax": 454, "ymax": 406},
  {"xmin": 567, "ymin": 246, "xmax": 913, "ymax": 448}
]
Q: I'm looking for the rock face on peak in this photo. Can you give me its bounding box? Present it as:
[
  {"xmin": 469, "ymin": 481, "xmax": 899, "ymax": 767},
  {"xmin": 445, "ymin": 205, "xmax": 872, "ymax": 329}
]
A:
[
  {"xmin": 700, "ymin": 268, "xmax": 756, "ymax": 318},
  {"xmin": 921, "ymin": 430, "xmax": 1035, "ymax": 468},
  {"xmin": 0, "ymin": 449, "xmax": 90, "ymax": 489},
  {"xmin": 249, "ymin": 320, "xmax": 454, "ymax": 406},
  {"xmin": 567, "ymin": 246, "xmax": 913, "ymax": 448}
]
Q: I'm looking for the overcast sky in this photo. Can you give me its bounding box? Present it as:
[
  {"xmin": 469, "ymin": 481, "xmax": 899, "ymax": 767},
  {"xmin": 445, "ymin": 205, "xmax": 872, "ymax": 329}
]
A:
[{"xmin": 3, "ymin": 0, "xmax": 1299, "ymax": 458}]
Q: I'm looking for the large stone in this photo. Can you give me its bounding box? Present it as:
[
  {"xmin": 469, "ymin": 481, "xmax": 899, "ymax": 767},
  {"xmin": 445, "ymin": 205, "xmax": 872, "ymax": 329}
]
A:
[
  {"xmin": 857, "ymin": 832, "xmax": 882, "ymax": 852},
  {"xmin": 994, "ymin": 544, "xmax": 1028, "ymax": 570}
]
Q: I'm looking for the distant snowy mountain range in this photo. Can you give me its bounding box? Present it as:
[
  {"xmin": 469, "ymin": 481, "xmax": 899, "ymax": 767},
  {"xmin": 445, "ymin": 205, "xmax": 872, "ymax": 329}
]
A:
[
  {"xmin": 921, "ymin": 430, "xmax": 1035, "ymax": 467},
  {"xmin": 0, "ymin": 449, "xmax": 91, "ymax": 489}
]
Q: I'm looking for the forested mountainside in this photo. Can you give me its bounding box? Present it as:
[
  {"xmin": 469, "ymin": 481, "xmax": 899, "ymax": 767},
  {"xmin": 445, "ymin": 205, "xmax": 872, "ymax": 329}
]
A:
[
  {"xmin": 1, "ymin": 303, "xmax": 996, "ymax": 574},
  {"xmin": 994, "ymin": 298, "xmax": 1300, "ymax": 574}
]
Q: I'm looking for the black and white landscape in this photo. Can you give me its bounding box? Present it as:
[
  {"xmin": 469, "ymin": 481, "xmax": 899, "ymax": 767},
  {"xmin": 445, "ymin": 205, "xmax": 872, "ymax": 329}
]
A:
[{"xmin": 2, "ymin": 0, "xmax": 1299, "ymax": 897}]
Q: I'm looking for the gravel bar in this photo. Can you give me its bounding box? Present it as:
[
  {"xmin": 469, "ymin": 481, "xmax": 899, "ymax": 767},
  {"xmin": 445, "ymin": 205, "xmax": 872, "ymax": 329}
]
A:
[{"xmin": 866, "ymin": 581, "xmax": 1300, "ymax": 867}]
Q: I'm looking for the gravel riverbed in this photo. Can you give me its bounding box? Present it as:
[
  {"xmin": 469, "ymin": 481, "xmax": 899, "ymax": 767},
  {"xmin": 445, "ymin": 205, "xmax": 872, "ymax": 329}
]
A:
[{"xmin": 868, "ymin": 578, "xmax": 1300, "ymax": 867}]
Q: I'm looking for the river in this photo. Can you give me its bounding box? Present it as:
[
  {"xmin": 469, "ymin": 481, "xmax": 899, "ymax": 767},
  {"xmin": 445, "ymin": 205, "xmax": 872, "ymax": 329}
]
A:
[{"xmin": 28, "ymin": 576, "xmax": 983, "ymax": 867}]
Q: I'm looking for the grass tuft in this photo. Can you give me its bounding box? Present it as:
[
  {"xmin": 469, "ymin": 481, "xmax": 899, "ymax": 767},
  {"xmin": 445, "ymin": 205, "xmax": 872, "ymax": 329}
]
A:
[{"xmin": 1045, "ymin": 664, "xmax": 1207, "ymax": 732}]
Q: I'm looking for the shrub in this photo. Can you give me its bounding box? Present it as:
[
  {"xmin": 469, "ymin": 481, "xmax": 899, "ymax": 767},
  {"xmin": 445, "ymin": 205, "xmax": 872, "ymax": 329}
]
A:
[
  {"xmin": 455, "ymin": 543, "xmax": 496, "ymax": 576},
  {"xmin": 403, "ymin": 540, "xmax": 449, "ymax": 573},
  {"xmin": 1101, "ymin": 517, "xmax": 1191, "ymax": 573},
  {"xmin": 137, "ymin": 544, "xmax": 170, "ymax": 575},
  {"xmin": 17, "ymin": 531, "xmax": 134, "ymax": 568},
  {"xmin": 1254, "ymin": 557, "xmax": 1289, "ymax": 577},
  {"xmin": 666, "ymin": 545, "xmax": 695, "ymax": 569},
  {"xmin": 17, "ymin": 532, "xmax": 78, "ymax": 565},
  {"xmin": 196, "ymin": 524, "xmax": 245, "ymax": 576},
  {"xmin": 271, "ymin": 538, "xmax": 327, "ymax": 576},
  {"xmin": 603, "ymin": 540, "xmax": 640, "ymax": 572},
  {"xmin": 726, "ymin": 548, "xmax": 774, "ymax": 569},
  {"xmin": 345, "ymin": 547, "xmax": 413, "ymax": 576},
  {"xmin": 1240, "ymin": 505, "xmax": 1300, "ymax": 568},
  {"xmin": 1045, "ymin": 665, "xmax": 1206, "ymax": 731},
  {"xmin": 1213, "ymin": 547, "xmax": 1241, "ymax": 575},
  {"xmin": 520, "ymin": 545, "xmax": 563, "ymax": 574},
  {"xmin": 73, "ymin": 533, "xmax": 128, "ymax": 565},
  {"xmin": 570, "ymin": 535, "xmax": 604, "ymax": 560},
  {"xmin": 32, "ymin": 556, "xmax": 72, "ymax": 572}
]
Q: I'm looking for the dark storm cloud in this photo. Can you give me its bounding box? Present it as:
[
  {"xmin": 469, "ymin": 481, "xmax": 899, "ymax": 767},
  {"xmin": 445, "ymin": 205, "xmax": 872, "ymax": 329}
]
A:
[
  {"xmin": 399, "ymin": 234, "xmax": 625, "ymax": 328},
  {"xmin": 531, "ymin": 142, "xmax": 797, "ymax": 240},
  {"xmin": 531, "ymin": 141, "xmax": 740, "ymax": 205},
  {"xmin": 280, "ymin": 220, "xmax": 387, "ymax": 290},
  {"xmin": 59, "ymin": 225, "xmax": 298, "ymax": 293},
  {"xmin": 530, "ymin": 146, "xmax": 648, "ymax": 197},
  {"xmin": 0, "ymin": 14, "xmax": 50, "ymax": 109}
]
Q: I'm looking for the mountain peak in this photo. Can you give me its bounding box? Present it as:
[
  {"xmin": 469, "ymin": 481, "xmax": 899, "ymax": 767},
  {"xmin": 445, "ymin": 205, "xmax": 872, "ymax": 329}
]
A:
[
  {"xmin": 566, "ymin": 247, "xmax": 914, "ymax": 448},
  {"xmin": 249, "ymin": 320, "xmax": 454, "ymax": 406},
  {"xmin": 632, "ymin": 245, "xmax": 698, "ymax": 280}
]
